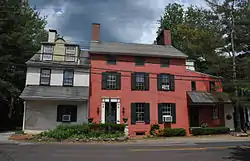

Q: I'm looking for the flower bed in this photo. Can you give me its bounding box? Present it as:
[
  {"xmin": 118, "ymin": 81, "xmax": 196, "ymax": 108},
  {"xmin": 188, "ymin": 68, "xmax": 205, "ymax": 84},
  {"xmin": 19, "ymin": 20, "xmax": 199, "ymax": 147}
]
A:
[{"xmin": 31, "ymin": 123, "xmax": 127, "ymax": 142}]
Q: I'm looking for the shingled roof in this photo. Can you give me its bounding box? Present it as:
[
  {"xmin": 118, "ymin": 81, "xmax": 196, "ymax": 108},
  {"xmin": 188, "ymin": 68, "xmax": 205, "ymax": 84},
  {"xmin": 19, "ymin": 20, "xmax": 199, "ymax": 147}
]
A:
[
  {"xmin": 20, "ymin": 86, "xmax": 89, "ymax": 101},
  {"xmin": 89, "ymin": 41, "xmax": 188, "ymax": 58}
]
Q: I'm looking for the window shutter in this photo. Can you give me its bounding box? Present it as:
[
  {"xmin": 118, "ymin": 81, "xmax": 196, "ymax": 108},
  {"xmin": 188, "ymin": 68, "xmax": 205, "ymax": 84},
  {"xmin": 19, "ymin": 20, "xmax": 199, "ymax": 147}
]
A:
[
  {"xmin": 158, "ymin": 103, "xmax": 163, "ymax": 124},
  {"xmin": 157, "ymin": 74, "xmax": 161, "ymax": 90},
  {"xmin": 171, "ymin": 103, "xmax": 176, "ymax": 123},
  {"xmin": 102, "ymin": 72, "xmax": 107, "ymax": 89},
  {"xmin": 71, "ymin": 106, "xmax": 77, "ymax": 122},
  {"xmin": 131, "ymin": 103, "xmax": 136, "ymax": 125},
  {"xmin": 116, "ymin": 72, "xmax": 121, "ymax": 90},
  {"xmin": 144, "ymin": 103, "xmax": 150, "ymax": 124},
  {"xmin": 131, "ymin": 73, "xmax": 136, "ymax": 90},
  {"xmin": 170, "ymin": 74, "xmax": 175, "ymax": 91},
  {"xmin": 144, "ymin": 73, "xmax": 149, "ymax": 90},
  {"xmin": 57, "ymin": 106, "xmax": 63, "ymax": 122}
]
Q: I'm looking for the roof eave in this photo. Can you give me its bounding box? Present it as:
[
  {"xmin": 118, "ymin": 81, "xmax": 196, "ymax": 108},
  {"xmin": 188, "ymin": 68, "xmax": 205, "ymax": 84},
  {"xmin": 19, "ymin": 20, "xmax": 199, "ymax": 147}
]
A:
[{"xmin": 89, "ymin": 50, "xmax": 188, "ymax": 59}]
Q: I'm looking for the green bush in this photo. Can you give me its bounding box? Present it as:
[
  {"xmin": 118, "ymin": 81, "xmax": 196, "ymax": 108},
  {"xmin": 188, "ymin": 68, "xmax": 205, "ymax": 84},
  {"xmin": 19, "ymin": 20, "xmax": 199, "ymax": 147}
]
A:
[
  {"xmin": 191, "ymin": 127, "xmax": 230, "ymax": 136},
  {"xmin": 157, "ymin": 128, "xmax": 186, "ymax": 137},
  {"xmin": 150, "ymin": 124, "xmax": 160, "ymax": 135},
  {"xmin": 39, "ymin": 123, "xmax": 125, "ymax": 140}
]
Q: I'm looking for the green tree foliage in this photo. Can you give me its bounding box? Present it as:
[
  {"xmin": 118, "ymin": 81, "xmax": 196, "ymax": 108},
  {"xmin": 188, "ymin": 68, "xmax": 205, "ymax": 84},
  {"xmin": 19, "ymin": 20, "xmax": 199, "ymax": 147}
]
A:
[
  {"xmin": 157, "ymin": 3, "xmax": 224, "ymax": 74},
  {"xmin": 157, "ymin": 1, "xmax": 250, "ymax": 99},
  {"xmin": 0, "ymin": 0, "xmax": 47, "ymax": 119}
]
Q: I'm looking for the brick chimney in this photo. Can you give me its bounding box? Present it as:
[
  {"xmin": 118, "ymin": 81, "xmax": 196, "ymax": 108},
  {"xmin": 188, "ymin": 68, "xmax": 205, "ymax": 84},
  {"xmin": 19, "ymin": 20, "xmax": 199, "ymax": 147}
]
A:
[
  {"xmin": 156, "ymin": 29, "xmax": 172, "ymax": 45},
  {"xmin": 48, "ymin": 29, "xmax": 57, "ymax": 43},
  {"xmin": 92, "ymin": 23, "xmax": 100, "ymax": 41}
]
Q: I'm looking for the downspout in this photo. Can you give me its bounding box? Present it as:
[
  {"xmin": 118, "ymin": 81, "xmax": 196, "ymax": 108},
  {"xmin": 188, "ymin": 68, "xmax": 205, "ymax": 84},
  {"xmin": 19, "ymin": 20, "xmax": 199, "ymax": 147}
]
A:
[{"xmin": 22, "ymin": 101, "xmax": 27, "ymax": 131}]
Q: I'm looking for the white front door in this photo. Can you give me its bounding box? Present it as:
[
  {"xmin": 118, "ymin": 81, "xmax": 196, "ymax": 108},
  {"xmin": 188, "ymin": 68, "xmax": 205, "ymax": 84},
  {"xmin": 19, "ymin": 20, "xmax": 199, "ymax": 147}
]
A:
[
  {"xmin": 224, "ymin": 104, "xmax": 235, "ymax": 130},
  {"xmin": 101, "ymin": 98, "xmax": 120, "ymax": 124}
]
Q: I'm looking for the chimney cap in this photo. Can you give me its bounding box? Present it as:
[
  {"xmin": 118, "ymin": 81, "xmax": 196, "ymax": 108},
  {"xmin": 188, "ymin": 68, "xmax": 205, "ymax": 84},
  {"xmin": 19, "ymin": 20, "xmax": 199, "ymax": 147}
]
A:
[
  {"xmin": 49, "ymin": 29, "xmax": 57, "ymax": 34},
  {"xmin": 92, "ymin": 23, "xmax": 100, "ymax": 26}
]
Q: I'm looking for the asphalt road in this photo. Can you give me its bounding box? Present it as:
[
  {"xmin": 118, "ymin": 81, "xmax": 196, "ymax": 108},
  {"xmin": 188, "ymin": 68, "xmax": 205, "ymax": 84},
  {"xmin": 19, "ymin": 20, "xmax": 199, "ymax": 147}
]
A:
[{"xmin": 0, "ymin": 141, "xmax": 250, "ymax": 161}]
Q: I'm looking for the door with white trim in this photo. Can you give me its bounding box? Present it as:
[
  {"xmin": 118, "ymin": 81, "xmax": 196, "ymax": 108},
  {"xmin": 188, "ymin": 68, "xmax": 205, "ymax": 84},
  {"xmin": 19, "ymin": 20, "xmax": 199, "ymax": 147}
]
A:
[{"xmin": 101, "ymin": 98, "xmax": 120, "ymax": 124}]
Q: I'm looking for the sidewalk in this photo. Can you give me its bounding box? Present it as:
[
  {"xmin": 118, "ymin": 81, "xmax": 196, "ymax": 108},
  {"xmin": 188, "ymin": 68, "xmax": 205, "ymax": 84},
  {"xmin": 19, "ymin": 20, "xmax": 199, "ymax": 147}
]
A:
[{"xmin": 125, "ymin": 135, "xmax": 250, "ymax": 145}]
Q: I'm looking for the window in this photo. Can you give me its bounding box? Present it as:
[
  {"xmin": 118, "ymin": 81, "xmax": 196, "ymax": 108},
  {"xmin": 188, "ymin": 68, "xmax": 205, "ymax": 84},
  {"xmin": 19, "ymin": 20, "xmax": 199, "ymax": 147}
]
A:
[
  {"xmin": 157, "ymin": 74, "xmax": 175, "ymax": 91},
  {"xmin": 102, "ymin": 72, "xmax": 121, "ymax": 90},
  {"xmin": 43, "ymin": 45, "xmax": 53, "ymax": 60},
  {"xmin": 40, "ymin": 68, "xmax": 51, "ymax": 85},
  {"xmin": 191, "ymin": 81, "xmax": 196, "ymax": 91},
  {"xmin": 209, "ymin": 81, "xmax": 216, "ymax": 92},
  {"xmin": 136, "ymin": 103, "xmax": 144, "ymax": 122},
  {"xmin": 212, "ymin": 106, "xmax": 219, "ymax": 120},
  {"xmin": 63, "ymin": 69, "xmax": 74, "ymax": 86},
  {"xmin": 134, "ymin": 57, "xmax": 145, "ymax": 66},
  {"xmin": 106, "ymin": 55, "xmax": 116, "ymax": 65},
  {"xmin": 160, "ymin": 58, "xmax": 170, "ymax": 67},
  {"xmin": 158, "ymin": 103, "xmax": 176, "ymax": 124},
  {"xmin": 57, "ymin": 105, "xmax": 77, "ymax": 122},
  {"xmin": 131, "ymin": 103, "xmax": 150, "ymax": 124},
  {"xmin": 131, "ymin": 72, "xmax": 149, "ymax": 90},
  {"xmin": 65, "ymin": 46, "xmax": 76, "ymax": 61}
]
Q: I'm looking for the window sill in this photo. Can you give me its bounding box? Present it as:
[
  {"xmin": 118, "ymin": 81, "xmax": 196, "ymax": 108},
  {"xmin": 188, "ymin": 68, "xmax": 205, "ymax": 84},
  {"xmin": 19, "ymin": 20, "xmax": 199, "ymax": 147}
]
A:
[{"xmin": 102, "ymin": 88, "xmax": 121, "ymax": 90}]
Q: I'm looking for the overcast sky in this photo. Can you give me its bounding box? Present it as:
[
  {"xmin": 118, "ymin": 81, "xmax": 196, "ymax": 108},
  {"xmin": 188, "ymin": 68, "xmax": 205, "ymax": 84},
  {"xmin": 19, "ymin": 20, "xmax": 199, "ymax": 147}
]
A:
[{"xmin": 29, "ymin": 0, "xmax": 207, "ymax": 48}]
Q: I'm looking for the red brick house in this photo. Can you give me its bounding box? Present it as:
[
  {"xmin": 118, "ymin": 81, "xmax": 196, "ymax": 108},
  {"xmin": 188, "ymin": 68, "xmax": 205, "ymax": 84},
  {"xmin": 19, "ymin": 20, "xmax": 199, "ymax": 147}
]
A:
[{"xmin": 88, "ymin": 23, "xmax": 234, "ymax": 136}]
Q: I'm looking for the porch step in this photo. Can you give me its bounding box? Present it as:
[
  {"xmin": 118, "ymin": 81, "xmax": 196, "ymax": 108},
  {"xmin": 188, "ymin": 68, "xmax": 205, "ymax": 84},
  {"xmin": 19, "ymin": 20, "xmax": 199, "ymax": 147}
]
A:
[{"xmin": 230, "ymin": 132, "xmax": 249, "ymax": 137}]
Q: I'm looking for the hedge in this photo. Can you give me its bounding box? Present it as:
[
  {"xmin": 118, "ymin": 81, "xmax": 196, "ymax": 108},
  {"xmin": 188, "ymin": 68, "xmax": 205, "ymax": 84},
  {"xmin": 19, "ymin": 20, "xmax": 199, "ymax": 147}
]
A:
[
  {"xmin": 157, "ymin": 128, "xmax": 186, "ymax": 137},
  {"xmin": 191, "ymin": 127, "xmax": 230, "ymax": 136},
  {"xmin": 39, "ymin": 123, "xmax": 125, "ymax": 140}
]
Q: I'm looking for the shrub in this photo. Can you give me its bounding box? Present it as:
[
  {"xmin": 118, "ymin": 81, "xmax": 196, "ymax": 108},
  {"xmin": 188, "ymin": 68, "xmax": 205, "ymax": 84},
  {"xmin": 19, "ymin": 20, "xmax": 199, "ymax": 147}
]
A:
[
  {"xmin": 39, "ymin": 123, "xmax": 125, "ymax": 140},
  {"xmin": 156, "ymin": 128, "xmax": 186, "ymax": 137},
  {"xmin": 191, "ymin": 127, "xmax": 230, "ymax": 136},
  {"xmin": 150, "ymin": 124, "xmax": 160, "ymax": 135}
]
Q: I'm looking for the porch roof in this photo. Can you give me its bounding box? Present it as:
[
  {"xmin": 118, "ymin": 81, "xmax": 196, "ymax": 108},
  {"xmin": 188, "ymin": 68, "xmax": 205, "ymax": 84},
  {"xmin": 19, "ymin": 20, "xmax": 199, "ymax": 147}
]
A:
[
  {"xmin": 20, "ymin": 86, "xmax": 89, "ymax": 101},
  {"xmin": 187, "ymin": 91, "xmax": 232, "ymax": 104}
]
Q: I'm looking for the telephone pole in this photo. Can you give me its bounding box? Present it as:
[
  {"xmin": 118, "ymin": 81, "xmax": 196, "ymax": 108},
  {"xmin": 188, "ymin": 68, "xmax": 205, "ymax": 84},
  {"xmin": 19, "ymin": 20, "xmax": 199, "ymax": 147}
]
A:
[{"xmin": 231, "ymin": 0, "xmax": 241, "ymax": 132}]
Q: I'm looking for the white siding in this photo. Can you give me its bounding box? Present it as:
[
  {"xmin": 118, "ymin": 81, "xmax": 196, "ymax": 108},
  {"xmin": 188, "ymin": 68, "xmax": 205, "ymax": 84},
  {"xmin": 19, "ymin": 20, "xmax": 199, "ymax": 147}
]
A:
[
  {"xmin": 25, "ymin": 67, "xmax": 89, "ymax": 87},
  {"xmin": 24, "ymin": 100, "xmax": 88, "ymax": 131},
  {"xmin": 74, "ymin": 70, "xmax": 89, "ymax": 86},
  {"xmin": 26, "ymin": 67, "xmax": 40, "ymax": 85},
  {"xmin": 50, "ymin": 69, "xmax": 63, "ymax": 86}
]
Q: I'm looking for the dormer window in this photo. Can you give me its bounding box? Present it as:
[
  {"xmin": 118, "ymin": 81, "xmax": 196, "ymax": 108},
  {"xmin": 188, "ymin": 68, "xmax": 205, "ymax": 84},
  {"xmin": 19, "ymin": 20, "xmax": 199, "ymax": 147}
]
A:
[
  {"xmin": 43, "ymin": 45, "xmax": 53, "ymax": 60},
  {"xmin": 65, "ymin": 46, "xmax": 76, "ymax": 61}
]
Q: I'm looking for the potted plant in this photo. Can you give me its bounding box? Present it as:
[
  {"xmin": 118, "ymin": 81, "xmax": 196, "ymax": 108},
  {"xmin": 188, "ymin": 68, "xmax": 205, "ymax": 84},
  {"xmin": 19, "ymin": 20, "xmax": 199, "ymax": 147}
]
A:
[
  {"xmin": 88, "ymin": 117, "xmax": 94, "ymax": 124},
  {"xmin": 123, "ymin": 118, "xmax": 128, "ymax": 124}
]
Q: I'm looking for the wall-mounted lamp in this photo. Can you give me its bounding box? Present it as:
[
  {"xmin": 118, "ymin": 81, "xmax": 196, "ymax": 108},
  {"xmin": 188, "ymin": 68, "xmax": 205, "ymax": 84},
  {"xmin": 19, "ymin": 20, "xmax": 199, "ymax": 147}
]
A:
[
  {"xmin": 122, "ymin": 107, "xmax": 125, "ymax": 116},
  {"xmin": 97, "ymin": 107, "xmax": 100, "ymax": 115}
]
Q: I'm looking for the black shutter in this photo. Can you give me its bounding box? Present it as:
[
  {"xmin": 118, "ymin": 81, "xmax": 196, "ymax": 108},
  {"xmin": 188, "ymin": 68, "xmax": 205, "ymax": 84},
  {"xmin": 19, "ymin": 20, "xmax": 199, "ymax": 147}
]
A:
[
  {"xmin": 170, "ymin": 74, "xmax": 175, "ymax": 91},
  {"xmin": 57, "ymin": 106, "xmax": 63, "ymax": 122},
  {"xmin": 144, "ymin": 73, "xmax": 149, "ymax": 90},
  {"xmin": 144, "ymin": 103, "xmax": 150, "ymax": 124},
  {"xmin": 157, "ymin": 74, "xmax": 162, "ymax": 90},
  {"xmin": 131, "ymin": 103, "xmax": 136, "ymax": 125},
  {"xmin": 102, "ymin": 72, "xmax": 107, "ymax": 89},
  {"xmin": 131, "ymin": 73, "xmax": 136, "ymax": 90},
  {"xmin": 171, "ymin": 103, "xmax": 176, "ymax": 123},
  {"xmin": 116, "ymin": 72, "xmax": 121, "ymax": 90},
  {"xmin": 70, "ymin": 106, "xmax": 77, "ymax": 122},
  {"xmin": 158, "ymin": 103, "xmax": 163, "ymax": 124}
]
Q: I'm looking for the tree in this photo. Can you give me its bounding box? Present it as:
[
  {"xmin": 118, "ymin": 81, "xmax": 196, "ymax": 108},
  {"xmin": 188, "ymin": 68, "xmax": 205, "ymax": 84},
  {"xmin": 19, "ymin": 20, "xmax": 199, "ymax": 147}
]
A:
[
  {"xmin": 0, "ymin": 0, "xmax": 47, "ymax": 123},
  {"xmin": 156, "ymin": 3, "xmax": 225, "ymax": 74}
]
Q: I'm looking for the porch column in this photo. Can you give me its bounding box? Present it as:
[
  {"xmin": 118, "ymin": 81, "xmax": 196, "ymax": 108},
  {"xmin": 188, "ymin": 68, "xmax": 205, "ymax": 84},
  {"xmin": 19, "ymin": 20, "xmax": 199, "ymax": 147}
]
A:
[{"xmin": 22, "ymin": 101, "xmax": 27, "ymax": 131}]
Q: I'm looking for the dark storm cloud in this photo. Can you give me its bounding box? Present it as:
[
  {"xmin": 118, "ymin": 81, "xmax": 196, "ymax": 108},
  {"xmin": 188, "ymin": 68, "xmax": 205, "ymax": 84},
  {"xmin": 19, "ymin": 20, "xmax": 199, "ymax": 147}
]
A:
[{"xmin": 28, "ymin": 0, "xmax": 206, "ymax": 47}]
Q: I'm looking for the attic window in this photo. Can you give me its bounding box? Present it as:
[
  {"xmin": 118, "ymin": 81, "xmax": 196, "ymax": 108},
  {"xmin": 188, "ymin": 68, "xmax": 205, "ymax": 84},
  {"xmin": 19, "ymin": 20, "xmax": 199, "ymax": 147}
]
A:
[
  {"xmin": 134, "ymin": 57, "xmax": 145, "ymax": 66},
  {"xmin": 160, "ymin": 58, "xmax": 170, "ymax": 67},
  {"xmin": 43, "ymin": 45, "xmax": 53, "ymax": 60}
]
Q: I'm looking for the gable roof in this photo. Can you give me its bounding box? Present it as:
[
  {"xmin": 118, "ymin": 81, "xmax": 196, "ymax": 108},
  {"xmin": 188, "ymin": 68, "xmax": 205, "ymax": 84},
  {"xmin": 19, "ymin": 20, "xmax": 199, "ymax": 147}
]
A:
[{"xmin": 89, "ymin": 41, "xmax": 188, "ymax": 58}]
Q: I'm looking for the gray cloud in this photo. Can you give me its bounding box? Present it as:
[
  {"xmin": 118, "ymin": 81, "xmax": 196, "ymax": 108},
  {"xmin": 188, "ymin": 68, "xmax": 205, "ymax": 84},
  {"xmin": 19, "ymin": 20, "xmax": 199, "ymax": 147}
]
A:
[{"xmin": 29, "ymin": 0, "xmax": 207, "ymax": 48}]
